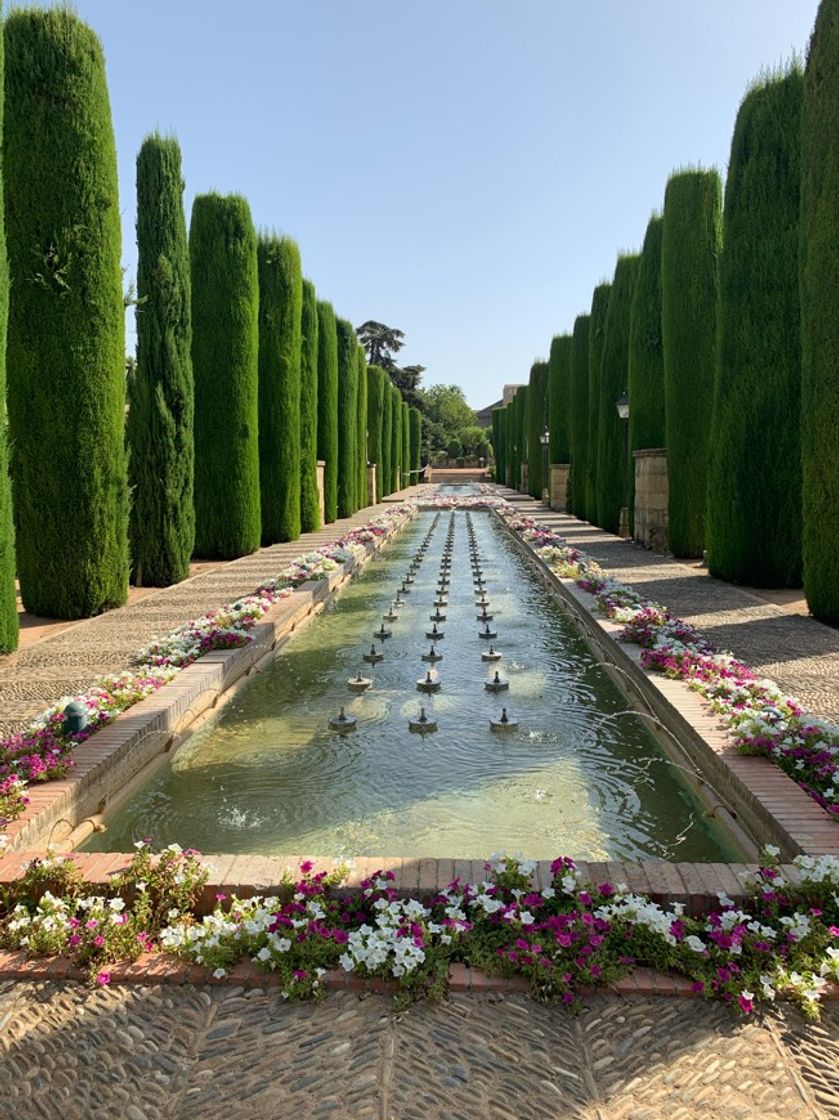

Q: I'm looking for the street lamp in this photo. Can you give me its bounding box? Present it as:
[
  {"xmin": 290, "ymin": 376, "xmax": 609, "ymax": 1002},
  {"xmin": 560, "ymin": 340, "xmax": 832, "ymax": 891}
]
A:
[
  {"xmin": 616, "ymin": 392, "xmax": 630, "ymax": 537},
  {"xmin": 539, "ymin": 425, "xmax": 550, "ymax": 505}
]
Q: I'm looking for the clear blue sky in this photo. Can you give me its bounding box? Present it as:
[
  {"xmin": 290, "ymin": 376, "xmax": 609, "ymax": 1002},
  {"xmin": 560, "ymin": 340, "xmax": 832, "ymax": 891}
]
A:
[{"xmin": 69, "ymin": 0, "xmax": 818, "ymax": 407}]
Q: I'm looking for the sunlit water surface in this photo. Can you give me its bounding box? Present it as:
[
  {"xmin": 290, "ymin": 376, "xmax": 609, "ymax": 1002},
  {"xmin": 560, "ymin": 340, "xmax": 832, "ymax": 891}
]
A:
[{"xmin": 85, "ymin": 510, "xmax": 741, "ymax": 861}]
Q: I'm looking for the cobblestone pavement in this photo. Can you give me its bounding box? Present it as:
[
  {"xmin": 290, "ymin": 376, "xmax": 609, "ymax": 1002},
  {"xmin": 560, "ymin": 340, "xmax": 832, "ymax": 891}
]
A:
[
  {"xmin": 0, "ymin": 981, "xmax": 837, "ymax": 1120},
  {"xmin": 501, "ymin": 492, "xmax": 839, "ymax": 723}
]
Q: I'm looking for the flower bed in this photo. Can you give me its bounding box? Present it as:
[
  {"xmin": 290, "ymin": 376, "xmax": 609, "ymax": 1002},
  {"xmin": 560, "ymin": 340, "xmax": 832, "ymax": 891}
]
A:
[{"xmin": 2, "ymin": 845, "xmax": 837, "ymax": 1020}]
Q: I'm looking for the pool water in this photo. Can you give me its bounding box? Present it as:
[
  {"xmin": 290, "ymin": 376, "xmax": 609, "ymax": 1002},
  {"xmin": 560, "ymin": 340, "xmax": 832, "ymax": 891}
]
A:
[{"xmin": 84, "ymin": 511, "xmax": 742, "ymax": 861}]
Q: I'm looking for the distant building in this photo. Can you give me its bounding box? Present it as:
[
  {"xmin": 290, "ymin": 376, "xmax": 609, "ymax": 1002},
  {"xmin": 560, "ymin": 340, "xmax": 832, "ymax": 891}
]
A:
[{"xmin": 473, "ymin": 384, "xmax": 524, "ymax": 429}]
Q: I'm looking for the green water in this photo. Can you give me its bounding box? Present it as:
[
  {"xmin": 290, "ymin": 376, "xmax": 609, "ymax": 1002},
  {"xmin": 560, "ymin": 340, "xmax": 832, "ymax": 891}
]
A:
[{"xmin": 85, "ymin": 510, "xmax": 742, "ymax": 861}]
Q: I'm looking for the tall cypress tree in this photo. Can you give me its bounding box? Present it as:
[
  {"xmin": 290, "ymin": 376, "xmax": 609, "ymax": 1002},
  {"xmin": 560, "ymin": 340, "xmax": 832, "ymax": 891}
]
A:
[
  {"xmin": 336, "ymin": 317, "xmax": 357, "ymax": 517},
  {"xmin": 0, "ymin": 15, "xmax": 16, "ymax": 651},
  {"xmin": 801, "ymin": 1, "xmax": 839, "ymax": 621},
  {"xmin": 596, "ymin": 254, "xmax": 639, "ymax": 534},
  {"xmin": 515, "ymin": 386, "xmax": 528, "ymax": 491},
  {"xmin": 5, "ymin": 8, "xmax": 128, "ymax": 618},
  {"xmin": 356, "ymin": 345, "xmax": 368, "ymax": 507},
  {"xmin": 401, "ymin": 400, "xmax": 410, "ymax": 488},
  {"xmin": 708, "ymin": 69, "xmax": 803, "ymax": 587},
  {"xmin": 390, "ymin": 384, "xmax": 402, "ymax": 492},
  {"xmin": 409, "ymin": 407, "xmax": 422, "ymax": 484},
  {"xmin": 257, "ymin": 235, "xmax": 301, "ymax": 544},
  {"xmin": 586, "ymin": 284, "xmax": 612, "ymax": 524},
  {"xmin": 491, "ymin": 408, "xmax": 502, "ymax": 482},
  {"xmin": 316, "ymin": 300, "xmax": 339, "ymax": 523},
  {"xmin": 366, "ymin": 365, "xmax": 384, "ymax": 501},
  {"xmin": 628, "ymin": 215, "xmax": 665, "ymax": 530},
  {"xmin": 381, "ymin": 375, "xmax": 393, "ymax": 496},
  {"xmin": 190, "ymin": 193, "xmax": 260, "ymax": 558},
  {"xmin": 569, "ymin": 315, "xmax": 591, "ymax": 517},
  {"xmin": 300, "ymin": 278, "xmax": 320, "ymax": 532},
  {"xmin": 526, "ymin": 361, "xmax": 549, "ymax": 498},
  {"xmin": 661, "ymin": 168, "xmax": 722, "ymax": 557},
  {"xmin": 548, "ymin": 334, "xmax": 573, "ymax": 465},
  {"xmin": 128, "ymin": 134, "xmax": 193, "ymax": 588}
]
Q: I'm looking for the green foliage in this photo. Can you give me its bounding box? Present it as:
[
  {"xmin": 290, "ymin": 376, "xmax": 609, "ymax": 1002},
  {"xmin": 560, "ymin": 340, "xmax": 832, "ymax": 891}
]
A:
[
  {"xmin": 458, "ymin": 425, "xmax": 485, "ymax": 455},
  {"xmin": 596, "ymin": 255, "xmax": 639, "ymax": 534},
  {"xmin": 491, "ymin": 409, "xmax": 503, "ymax": 482},
  {"xmin": 190, "ymin": 193, "xmax": 260, "ymax": 558},
  {"xmin": 409, "ymin": 407, "xmax": 422, "ymax": 483},
  {"xmin": 586, "ymin": 285, "xmax": 612, "ymax": 523},
  {"xmin": 356, "ymin": 345, "xmax": 368, "ymax": 507},
  {"xmin": 0, "ymin": 19, "xmax": 17, "ymax": 650},
  {"xmin": 801, "ymin": 2, "xmax": 839, "ymax": 621},
  {"xmin": 257, "ymin": 235, "xmax": 302, "ymax": 544},
  {"xmin": 628, "ymin": 215, "xmax": 665, "ymax": 531},
  {"xmin": 127, "ymin": 133, "xmax": 193, "ymax": 588},
  {"xmin": 401, "ymin": 400, "xmax": 410, "ymax": 488},
  {"xmin": 569, "ymin": 316, "xmax": 591, "ymax": 517},
  {"xmin": 300, "ymin": 278, "xmax": 320, "ymax": 532},
  {"xmin": 447, "ymin": 437, "xmax": 463, "ymax": 460},
  {"xmin": 367, "ymin": 365, "xmax": 385, "ymax": 500},
  {"xmin": 391, "ymin": 385, "xmax": 402, "ymax": 491},
  {"xmin": 336, "ymin": 318, "xmax": 358, "ymax": 517},
  {"xmin": 526, "ymin": 361, "xmax": 549, "ymax": 499},
  {"xmin": 708, "ymin": 69, "xmax": 803, "ymax": 587},
  {"xmin": 514, "ymin": 386, "xmax": 528, "ymax": 491},
  {"xmin": 381, "ymin": 375, "xmax": 393, "ymax": 496},
  {"xmin": 5, "ymin": 8, "xmax": 128, "ymax": 617},
  {"xmin": 417, "ymin": 383, "xmax": 475, "ymax": 453},
  {"xmin": 548, "ymin": 335, "xmax": 573, "ymax": 464},
  {"xmin": 316, "ymin": 301, "xmax": 339, "ymax": 522},
  {"xmin": 661, "ymin": 168, "xmax": 722, "ymax": 557}
]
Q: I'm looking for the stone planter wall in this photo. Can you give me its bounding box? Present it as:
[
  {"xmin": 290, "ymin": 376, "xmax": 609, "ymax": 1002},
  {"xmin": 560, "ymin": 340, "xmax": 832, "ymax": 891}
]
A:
[{"xmin": 634, "ymin": 448, "xmax": 668, "ymax": 552}]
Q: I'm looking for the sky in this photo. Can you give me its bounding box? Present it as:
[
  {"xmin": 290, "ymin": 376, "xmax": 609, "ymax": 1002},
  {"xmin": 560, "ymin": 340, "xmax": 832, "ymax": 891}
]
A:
[{"xmin": 66, "ymin": 0, "xmax": 819, "ymax": 408}]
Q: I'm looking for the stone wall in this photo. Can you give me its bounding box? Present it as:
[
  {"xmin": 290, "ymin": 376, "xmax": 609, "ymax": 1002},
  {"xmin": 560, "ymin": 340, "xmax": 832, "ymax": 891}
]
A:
[
  {"xmin": 366, "ymin": 463, "xmax": 377, "ymax": 505},
  {"xmin": 549, "ymin": 464, "xmax": 570, "ymax": 511},
  {"xmin": 633, "ymin": 449, "xmax": 668, "ymax": 552}
]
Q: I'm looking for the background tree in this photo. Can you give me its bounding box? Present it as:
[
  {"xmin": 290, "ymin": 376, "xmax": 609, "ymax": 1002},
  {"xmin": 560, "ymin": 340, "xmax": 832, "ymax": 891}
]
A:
[
  {"xmin": 355, "ymin": 320, "xmax": 404, "ymax": 371},
  {"xmin": 356, "ymin": 344, "xmax": 368, "ymax": 507},
  {"xmin": 707, "ymin": 68, "xmax": 803, "ymax": 587},
  {"xmin": 418, "ymin": 384, "xmax": 476, "ymax": 453},
  {"xmin": 800, "ymin": 0, "xmax": 839, "ymax": 621},
  {"xmin": 447, "ymin": 437, "xmax": 463, "ymax": 461},
  {"xmin": 569, "ymin": 315, "xmax": 591, "ymax": 516},
  {"xmin": 190, "ymin": 193, "xmax": 260, "ymax": 558},
  {"xmin": 586, "ymin": 284, "xmax": 612, "ymax": 523},
  {"xmin": 299, "ymin": 277, "xmax": 320, "ymax": 532},
  {"xmin": 5, "ymin": 7, "xmax": 129, "ymax": 617},
  {"xmin": 661, "ymin": 168, "xmax": 722, "ymax": 557},
  {"xmin": 316, "ymin": 300, "xmax": 339, "ymax": 522},
  {"xmin": 0, "ymin": 16, "xmax": 17, "ymax": 650},
  {"xmin": 367, "ymin": 365, "xmax": 385, "ymax": 500},
  {"xmin": 548, "ymin": 334, "xmax": 573, "ymax": 465},
  {"xmin": 336, "ymin": 317, "xmax": 358, "ymax": 516},
  {"xmin": 459, "ymin": 425, "xmax": 486, "ymax": 456},
  {"xmin": 128, "ymin": 134, "xmax": 194, "ymax": 588},
  {"xmin": 393, "ymin": 363, "xmax": 425, "ymax": 408},
  {"xmin": 526, "ymin": 360, "xmax": 549, "ymax": 499}
]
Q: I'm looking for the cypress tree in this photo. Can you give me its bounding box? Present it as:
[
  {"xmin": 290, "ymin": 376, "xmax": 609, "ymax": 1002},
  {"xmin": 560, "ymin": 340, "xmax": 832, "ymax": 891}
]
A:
[
  {"xmin": 661, "ymin": 168, "xmax": 722, "ymax": 557},
  {"xmin": 190, "ymin": 193, "xmax": 260, "ymax": 558},
  {"xmin": 526, "ymin": 361, "xmax": 549, "ymax": 498},
  {"xmin": 127, "ymin": 133, "xmax": 193, "ymax": 588},
  {"xmin": 5, "ymin": 8, "xmax": 128, "ymax": 619},
  {"xmin": 491, "ymin": 408, "xmax": 502, "ymax": 481},
  {"xmin": 0, "ymin": 18, "xmax": 16, "ymax": 651},
  {"xmin": 586, "ymin": 285, "xmax": 611, "ymax": 523},
  {"xmin": 596, "ymin": 254, "xmax": 639, "ymax": 534},
  {"xmin": 316, "ymin": 300, "xmax": 339, "ymax": 522},
  {"xmin": 381, "ymin": 375, "xmax": 393, "ymax": 496},
  {"xmin": 515, "ymin": 385, "xmax": 528, "ymax": 491},
  {"xmin": 300, "ymin": 278, "xmax": 320, "ymax": 532},
  {"xmin": 401, "ymin": 400, "xmax": 410, "ymax": 488},
  {"xmin": 356, "ymin": 345, "xmax": 368, "ymax": 507},
  {"xmin": 336, "ymin": 317, "xmax": 357, "ymax": 517},
  {"xmin": 708, "ymin": 69, "xmax": 803, "ymax": 587},
  {"xmin": 628, "ymin": 215, "xmax": 665, "ymax": 530},
  {"xmin": 569, "ymin": 315, "xmax": 591, "ymax": 517},
  {"xmin": 257, "ymin": 235, "xmax": 302, "ymax": 544},
  {"xmin": 390, "ymin": 385, "xmax": 402, "ymax": 492},
  {"xmin": 410, "ymin": 407, "xmax": 422, "ymax": 484},
  {"xmin": 367, "ymin": 365, "xmax": 384, "ymax": 501},
  {"xmin": 800, "ymin": 2, "xmax": 839, "ymax": 621},
  {"xmin": 548, "ymin": 334, "xmax": 573, "ymax": 464}
]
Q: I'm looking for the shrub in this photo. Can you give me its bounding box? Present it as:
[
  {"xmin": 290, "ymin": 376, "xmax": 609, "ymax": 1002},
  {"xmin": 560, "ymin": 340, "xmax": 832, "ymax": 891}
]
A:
[
  {"xmin": 316, "ymin": 301, "xmax": 339, "ymax": 522},
  {"xmin": 336, "ymin": 318, "xmax": 358, "ymax": 517},
  {"xmin": 586, "ymin": 284, "xmax": 612, "ymax": 523},
  {"xmin": 5, "ymin": 8, "xmax": 129, "ymax": 617},
  {"xmin": 300, "ymin": 278, "xmax": 320, "ymax": 532},
  {"xmin": 569, "ymin": 315, "xmax": 591, "ymax": 517},
  {"xmin": 0, "ymin": 21, "xmax": 16, "ymax": 651},
  {"xmin": 661, "ymin": 168, "xmax": 722, "ymax": 557},
  {"xmin": 526, "ymin": 360, "xmax": 549, "ymax": 498},
  {"xmin": 548, "ymin": 335, "xmax": 572, "ymax": 465},
  {"xmin": 190, "ymin": 193, "xmax": 260, "ymax": 558}
]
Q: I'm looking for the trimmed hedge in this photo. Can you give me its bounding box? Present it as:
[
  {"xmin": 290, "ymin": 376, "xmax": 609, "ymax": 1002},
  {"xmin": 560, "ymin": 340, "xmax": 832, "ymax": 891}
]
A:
[
  {"xmin": 409, "ymin": 407, "xmax": 422, "ymax": 484},
  {"xmin": 336, "ymin": 317, "xmax": 358, "ymax": 517},
  {"xmin": 628, "ymin": 215, "xmax": 665, "ymax": 531},
  {"xmin": 257, "ymin": 235, "xmax": 302, "ymax": 544},
  {"xmin": 707, "ymin": 68, "xmax": 803, "ymax": 587},
  {"xmin": 586, "ymin": 284, "xmax": 612, "ymax": 523},
  {"xmin": 381, "ymin": 375, "xmax": 393, "ymax": 496},
  {"xmin": 401, "ymin": 400, "xmax": 410, "ymax": 489},
  {"xmin": 491, "ymin": 408, "xmax": 503, "ymax": 482},
  {"xmin": 300, "ymin": 278, "xmax": 320, "ymax": 532},
  {"xmin": 128, "ymin": 134, "xmax": 194, "ymax": 588},
  {"xmin": 514, "ymin": 385, "xmax": 528, "ymax": 491},
  {"xmin": 801, "ymin": 1, "xmax": 839, "ymax": 621},
  {"xmin": 569, "ymin": 315, "xmax": 591, "ymax": 517},
  {"xmin": 548, "ymin": 334, "xmax": 572, "ymax": 465},
  {"xmin": 661, "ymin": 168, "xmax": 722, "ymax": 557},
  {"xmin": 316, "ymin": 300, "xmax": 339, "ymax": 522},
  {"xmin": 5, "ymin": 8, "xmax": 128, "ymax": 617},
  {"xmin": 356, "ymin": 345, "xmax": 368, "ymax": 507},
  {"xmin": 526, "ymin": 361, "xmax": 549, "ymax": 498},
  {"xmin": 190, "ymin": 193, "xmax": 260, "ymax": 558},
  {"xmin": 0, "ymin": 19, "xmax": 16, "ymax": 651},
  {"xmin": 596, "ymin": 254, "xmax": 639, "ymax": 534},
  {"xmin": 390, "ymin": 383, "xmax": 402, "ymax": 493},
  {"xmin": 367, "ymin": 365, "xmax": 384, "ymax": 500}
]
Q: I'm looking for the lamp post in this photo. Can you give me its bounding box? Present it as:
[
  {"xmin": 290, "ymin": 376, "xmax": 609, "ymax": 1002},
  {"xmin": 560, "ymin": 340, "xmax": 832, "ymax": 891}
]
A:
[
  {"xmin": 616, "ymin": 391, "xmax": 630, "ymax": 537},
  {"xmin": 539, "ymin": 425, "xmax": 550, "ymax": 505}
]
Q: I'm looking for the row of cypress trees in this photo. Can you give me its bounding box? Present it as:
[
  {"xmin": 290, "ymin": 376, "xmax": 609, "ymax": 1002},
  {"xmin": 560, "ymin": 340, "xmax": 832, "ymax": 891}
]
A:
[
  {"xmin": 0, "ymin": 7, "xmax": 418, "ymax": 644},
  {"xmin": 492, "ymin": 0, "xmax": 839, "ymax": 623}
]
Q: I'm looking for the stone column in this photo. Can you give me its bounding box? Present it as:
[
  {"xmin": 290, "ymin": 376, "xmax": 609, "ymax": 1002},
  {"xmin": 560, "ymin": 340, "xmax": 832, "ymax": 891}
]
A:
[
  {"xmin": 316, "ymin": 460, "xmax": 325, "ymax": 525},
  {"xmin": 367, "ymin": 463, "xmax": 377, "ymax": 504},
  {"xmin": 520, "ymin": 463, "xmax": 529, "ymax": 494},
  {"xmin": 633, "ymin": 449, "xmax": 668, "ymax": 552},
  {"xmin": 549, "ymin": 464, "xmax": 570, "ymax": 511}
]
